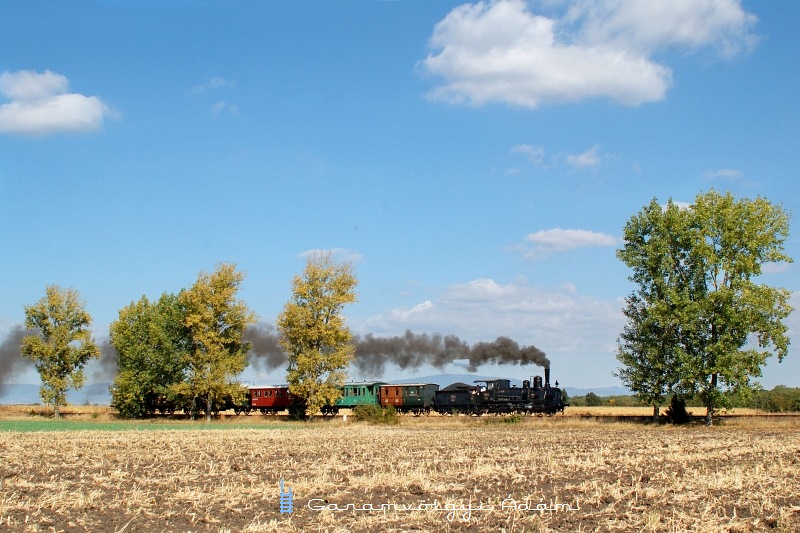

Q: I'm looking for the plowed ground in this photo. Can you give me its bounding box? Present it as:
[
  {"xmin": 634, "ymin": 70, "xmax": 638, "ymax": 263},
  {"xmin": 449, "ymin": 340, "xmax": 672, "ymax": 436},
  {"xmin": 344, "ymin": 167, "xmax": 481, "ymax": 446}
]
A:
[{"xmin": 0, "ymin": 417, "xmax": 798, "ymax": 532}]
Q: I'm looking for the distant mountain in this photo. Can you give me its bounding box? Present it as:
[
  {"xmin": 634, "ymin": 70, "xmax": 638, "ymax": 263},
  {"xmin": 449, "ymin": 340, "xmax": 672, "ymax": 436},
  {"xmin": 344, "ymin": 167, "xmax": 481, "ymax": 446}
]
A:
[
  {"xmin": 563, "ymin": 386, "xmax": 631, "ymax": 397},
  {"xmin": 0, "ymin": 383, "xmax": 111, "ymax": 406},
  {"xmin": 390, "ymin": 374, "xmax": 632, "ymax": 397}
]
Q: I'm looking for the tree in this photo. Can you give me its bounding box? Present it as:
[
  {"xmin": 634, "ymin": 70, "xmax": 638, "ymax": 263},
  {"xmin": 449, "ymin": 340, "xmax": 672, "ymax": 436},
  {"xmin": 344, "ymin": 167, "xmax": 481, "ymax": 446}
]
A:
[
  {"xmin": 110, "ymin": 293, "xmax": 189, "ymax": 418},
  {"xmin": 20, "ymin": 285, "xmax": 100, "ymax": 418},
  {"xmin": 585, "ymin": 392, "xmax": 602, "ymax": 406},
  {"xmin": 616, "ymin": 294, "xmax": 678, "ymax": 421},
  {"xmin": 278, "ymin": 252, "xmax": 358, "ymax": 418},
  {"xmin": 616, "ymin": 200, "xmax": 696, "ymax": 420},
  {"xmin": 617, "ymin": 191, "xmax": 793, "ymax": 425},
  {"xmin": 175, "ymin": 263, "xmax": 256, "ymax": 421}
]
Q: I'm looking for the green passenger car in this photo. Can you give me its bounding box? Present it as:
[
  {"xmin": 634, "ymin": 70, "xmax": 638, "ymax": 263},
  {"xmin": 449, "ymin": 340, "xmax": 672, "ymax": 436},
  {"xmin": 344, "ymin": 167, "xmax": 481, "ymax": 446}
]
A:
[{"xmin": 322, "ymin": 381, "xmax": 387, "ymax": 414}]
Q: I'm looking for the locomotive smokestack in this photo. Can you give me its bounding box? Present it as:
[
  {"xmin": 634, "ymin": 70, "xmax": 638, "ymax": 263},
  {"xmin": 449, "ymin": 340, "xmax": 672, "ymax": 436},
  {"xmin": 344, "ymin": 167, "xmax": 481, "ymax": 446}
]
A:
[{"xmin": 544, "ymin": 367, "xmax": 550, "ymax": 388}]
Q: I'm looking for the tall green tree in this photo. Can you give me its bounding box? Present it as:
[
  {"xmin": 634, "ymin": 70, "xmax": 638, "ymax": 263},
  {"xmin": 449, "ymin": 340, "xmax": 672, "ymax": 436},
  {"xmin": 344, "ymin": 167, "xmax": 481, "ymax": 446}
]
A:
[
  {"xmin": 20, "ymin": 285, "xmax": 100, "ymax": 418},
  {"xmin": 110, "ymin": 293, "xmax": 189, "ymax": 418},
  {"xmin": 616, "ymin": 199, "xmax": 697, "ymax": 420},
  {"xmin": 278, "ymin": 252, "xmax": 358, "ymax": 418},
  {"xmin": 175, "ymin": 263, "xmax": 256, "ymax": 421},
  {"xmin": 617, "ymin": 191, "xmax": 793, "ymax": 425},
  {"xmin": 615, "ymin": 294, "xmax": 679, "ymax": 421}
]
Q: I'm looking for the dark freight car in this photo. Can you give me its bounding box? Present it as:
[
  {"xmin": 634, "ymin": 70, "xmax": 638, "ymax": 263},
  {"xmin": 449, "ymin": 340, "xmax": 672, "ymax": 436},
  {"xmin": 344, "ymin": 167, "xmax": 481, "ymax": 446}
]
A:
[
  {"xmin": 433, "ymin": 382, "xmax": 481, "ymax": 415},
  {"xmin": 379, "ymin": 383, "xmax": 439, "ymax": 415}
]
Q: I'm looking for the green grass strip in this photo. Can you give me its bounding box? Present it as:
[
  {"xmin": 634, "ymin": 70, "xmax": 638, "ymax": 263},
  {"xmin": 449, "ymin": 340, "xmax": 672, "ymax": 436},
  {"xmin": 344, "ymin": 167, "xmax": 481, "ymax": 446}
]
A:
[{"xmin": 0, "ymin": 419, "xmax": 296, "ymax": 432}]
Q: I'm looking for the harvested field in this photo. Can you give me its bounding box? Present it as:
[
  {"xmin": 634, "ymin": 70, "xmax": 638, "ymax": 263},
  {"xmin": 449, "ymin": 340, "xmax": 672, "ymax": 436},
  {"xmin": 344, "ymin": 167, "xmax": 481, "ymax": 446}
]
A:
[{"xmin": 0, "ymin": 415, "xmax": 799, "ymax": 532}]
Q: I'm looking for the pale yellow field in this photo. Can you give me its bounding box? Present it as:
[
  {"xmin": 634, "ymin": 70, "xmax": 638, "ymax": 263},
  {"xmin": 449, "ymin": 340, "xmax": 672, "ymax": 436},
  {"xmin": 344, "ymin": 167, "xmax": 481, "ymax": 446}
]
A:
[{"xmin": 0, "ymin": 415, "xmax": 798, "ymax": 532}]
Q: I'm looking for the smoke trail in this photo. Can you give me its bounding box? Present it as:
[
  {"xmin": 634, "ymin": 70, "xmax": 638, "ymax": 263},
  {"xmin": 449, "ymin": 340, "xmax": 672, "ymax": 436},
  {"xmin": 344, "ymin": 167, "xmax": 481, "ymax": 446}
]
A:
[
  {"xmin": 244, "ymin": 322, "xmax": 288, "ymax": 370},
  {"xmin": 352, "ymin": 330, "xmax": 549, "ymax": 377},
  {"xmin": 91, "ymin": 338, "xmax": 119, "ymax": 382},
  {"xmin": 243, "ymin": 324, "xmax": 549, "ymax": 377},
  {"xmin": 352, "ymin": 331, "xmax": 469, "ymax": 376},
  {"xmin": 0, "ymin": 325, "xmax": 36, "ymax": 393}
]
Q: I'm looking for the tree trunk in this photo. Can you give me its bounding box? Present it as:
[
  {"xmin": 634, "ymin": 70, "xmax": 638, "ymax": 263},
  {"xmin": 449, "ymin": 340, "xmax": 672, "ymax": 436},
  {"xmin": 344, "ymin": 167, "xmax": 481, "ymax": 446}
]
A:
[
  {"xmin": 206, "ymin": 394, "xmax": 212, "ymax": 422},
  {"xmin": 53, "ymin": 403, "xmax": 61, "ymax": 419},
  {"xmin": 705, "ymin": 373, "xmax": 717, "ymax": 426},
  {"xmin": 652, "ymin": 404, "xmax": 659, "ymax": 422}
]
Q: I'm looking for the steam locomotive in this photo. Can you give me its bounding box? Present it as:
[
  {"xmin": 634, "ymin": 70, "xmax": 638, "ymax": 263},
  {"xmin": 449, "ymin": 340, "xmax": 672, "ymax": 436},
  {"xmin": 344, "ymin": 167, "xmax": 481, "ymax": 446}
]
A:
[
  {"xmin": 233, "ymin": 367, "xmax": 566, "ymax": 417},
  {"xmin": 431, "ymin": 367, "xmax": 566, "ymax": 416}
]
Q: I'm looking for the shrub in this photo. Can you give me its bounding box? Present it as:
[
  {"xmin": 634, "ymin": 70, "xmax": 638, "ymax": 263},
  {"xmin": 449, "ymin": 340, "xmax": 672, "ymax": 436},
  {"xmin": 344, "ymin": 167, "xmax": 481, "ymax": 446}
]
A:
[
  {"xmin": 585, "ymin": 392, "xmax": 603, "ymax": 406},
  {"xmin": 352, "ymin": 404, "xmax": 399, "ymax": 424},
  {"xmin": 664, "ymin": 395, "xmax": 691, "ymax": 424}
]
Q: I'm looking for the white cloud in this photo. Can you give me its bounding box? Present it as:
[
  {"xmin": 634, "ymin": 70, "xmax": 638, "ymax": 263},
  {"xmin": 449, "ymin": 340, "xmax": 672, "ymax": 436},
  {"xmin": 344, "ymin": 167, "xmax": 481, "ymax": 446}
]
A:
[
  {"xmin": 512, "ymin": 144, "xmax": 546, "ymax": 166},
  {"xmin": 703, "ymin": 168, "xmax": 743, "ymax": 181},
  {"xmin": 359, "ymin": 278, "xmax": 625, "ymax": 384},
  {"xmin": 566, "ymin": 144, "xmax": 607, "ymax": 168},
  {"xmin": 0, "ymin": 70, "xmax": 115, "ymax": 135},
  {"xmin": 761, "ymin": 262, "xmax": 790, "ymax": 275},
  {"xmin": 299, "ymin": 248, "xmax": 364, "ymax": 264},
  {"xmin": 516, "ymin": 227, "xmax": 618, "ymax": 259},
  {"xmin": 192, "ymin": 76, "xmax": 236, "ymax": 94},
  {"xmin": 420, "ymin": 0, "xmax": 757, "ymax": 108},
  {"xmin": 211, "ymin": 100, "xmax": 239, "ymax": 117},
  {"xmin": 571, "ymin": 0, "xmax": 758, "ymax": 58}
]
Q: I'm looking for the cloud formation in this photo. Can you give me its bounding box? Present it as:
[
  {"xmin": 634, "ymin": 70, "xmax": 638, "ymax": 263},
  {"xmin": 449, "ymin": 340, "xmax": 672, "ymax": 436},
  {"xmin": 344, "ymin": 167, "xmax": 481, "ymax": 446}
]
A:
[
  {"xmin": 566, "ymin": 145, "xmax": 608, "ymax": 169},
  {"xmin": 703, "ymin": 168, "xmax": 743, "ymax": 181},
  {"xmin": 421, "ymin": 0, "xmax": 757, "ymax": 108},
  {"xmin": 0, "ymin": 70, "xmax": 114, "ymax": 135},
  {"xmin": 515, "ymin": 228, "xmax": 618, "ymax": 259},
  {"xmin": 360, "ymin": 278, "xmax": 624, "ymax": 361}
]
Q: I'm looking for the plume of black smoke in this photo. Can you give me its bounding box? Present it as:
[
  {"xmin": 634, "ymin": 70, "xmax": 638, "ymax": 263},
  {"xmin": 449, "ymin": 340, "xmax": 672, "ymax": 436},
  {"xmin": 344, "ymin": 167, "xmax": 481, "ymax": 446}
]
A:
[
  {"xmin": 244, "ymin": 322, "xmax": 288, "ymax": 370},
  {"xmin": 92, "ymin": 338, "xmax": 119, "ymax": 383},
  {"xmin": 352, "ymin": 331, "xmax": 469, "ymax": 377},
  {"xmin": 243, "ymin": 324, "xmax": 549, "ymax": 378},
  {"xmin": 0, "ymin": 325, "xmax": 36, "ymax": 393},
  {"xmin": 352, "ymin": 330, "xmax": 549, "ymax": 377}
]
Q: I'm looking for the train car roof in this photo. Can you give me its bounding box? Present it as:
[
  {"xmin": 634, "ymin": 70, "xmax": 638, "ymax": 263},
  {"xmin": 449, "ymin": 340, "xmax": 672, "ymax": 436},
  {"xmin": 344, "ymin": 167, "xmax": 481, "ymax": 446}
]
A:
[{"xmin": 381, "ymin": 383, "xmax": 438, "ymax": 387}]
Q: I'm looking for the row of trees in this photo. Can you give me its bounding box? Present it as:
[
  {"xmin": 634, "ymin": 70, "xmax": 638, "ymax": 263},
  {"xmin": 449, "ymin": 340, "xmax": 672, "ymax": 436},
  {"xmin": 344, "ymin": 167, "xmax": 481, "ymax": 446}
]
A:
[
  {"xmin": 616, "ymin": 190, "xmax": 793, "ymax": 425},
  {"xmin": 20, "ymin": 252, "xmax": 358, "ymax": 420},
  {"xmin": 18, "ymin": 190, "xmax": 795, "ymax": 424},
  {"xmin": 571, "ymin": 386, "xmax": 800, "ymax": 412}
]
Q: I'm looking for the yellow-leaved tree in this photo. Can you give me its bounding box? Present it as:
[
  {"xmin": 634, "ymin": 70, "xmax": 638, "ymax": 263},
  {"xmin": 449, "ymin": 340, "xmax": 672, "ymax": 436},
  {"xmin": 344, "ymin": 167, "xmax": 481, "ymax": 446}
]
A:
[
  {"xmin": 21, "ymin": 285, "xmax": 100, "ymax": 418},
  {"xmin": 278, "ymin": 252, "xmax": 357, "ymax": 418},
  {"xmin": 175, "ymin": 263, "xmax": 256, "ymax": 421}
]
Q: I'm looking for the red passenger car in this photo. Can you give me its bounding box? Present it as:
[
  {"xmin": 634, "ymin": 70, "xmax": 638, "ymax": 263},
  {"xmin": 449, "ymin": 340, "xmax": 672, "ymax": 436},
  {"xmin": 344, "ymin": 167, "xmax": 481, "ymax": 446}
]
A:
[{"xmin": 248, "ymin": 385, "xmax": 293, "ymax": 415}]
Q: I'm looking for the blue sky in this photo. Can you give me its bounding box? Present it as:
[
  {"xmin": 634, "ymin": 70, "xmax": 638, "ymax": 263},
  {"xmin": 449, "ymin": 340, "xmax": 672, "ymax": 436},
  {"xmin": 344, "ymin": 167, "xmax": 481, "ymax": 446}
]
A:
[{"xmin": 1, "ymin": 0, "xmax": 799, "ymax": 390}]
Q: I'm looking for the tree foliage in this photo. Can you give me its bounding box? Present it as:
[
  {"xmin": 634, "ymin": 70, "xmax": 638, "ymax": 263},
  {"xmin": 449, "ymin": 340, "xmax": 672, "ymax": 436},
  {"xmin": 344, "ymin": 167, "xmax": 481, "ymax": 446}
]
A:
[
  {"xmin": 175, "ymin": 263, "xmax": 256, "ymax": 420},
  {"xmin": 617, "ymin": 191, "xmax": 793, "ymax": 425},
  {"xmin": 110, "ymin": 293, "xmax": 189, "ymax": 418},
  {"xmin": 20, "ymin": 285, "xmax": 100, "ymax": 418},
  {"xmin": 278, "ymin": 252, "xmax": 358, "ymax": 418}
]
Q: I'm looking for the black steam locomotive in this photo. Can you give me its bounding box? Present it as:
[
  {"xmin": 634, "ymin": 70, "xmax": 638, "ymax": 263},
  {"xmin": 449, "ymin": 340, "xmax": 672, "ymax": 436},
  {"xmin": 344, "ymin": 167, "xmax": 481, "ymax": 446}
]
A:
[{"xmin": 433, "ymin": 367, "xmax": 566, "ymax": 416}]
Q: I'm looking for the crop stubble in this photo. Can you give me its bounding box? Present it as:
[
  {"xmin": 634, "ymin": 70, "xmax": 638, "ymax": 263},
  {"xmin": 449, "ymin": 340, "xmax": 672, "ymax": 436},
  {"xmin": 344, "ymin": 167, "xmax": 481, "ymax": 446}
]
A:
[{"xmin": 0, "ymin": 420, "xmax": 798, "ymax": 532}]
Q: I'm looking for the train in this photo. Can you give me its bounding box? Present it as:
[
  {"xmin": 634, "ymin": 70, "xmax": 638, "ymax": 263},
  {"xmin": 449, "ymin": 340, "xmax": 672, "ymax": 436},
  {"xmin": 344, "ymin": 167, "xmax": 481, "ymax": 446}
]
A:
[{"xmin": 230, "ymin": 367, "xmax": 566, "ymax": 417}]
